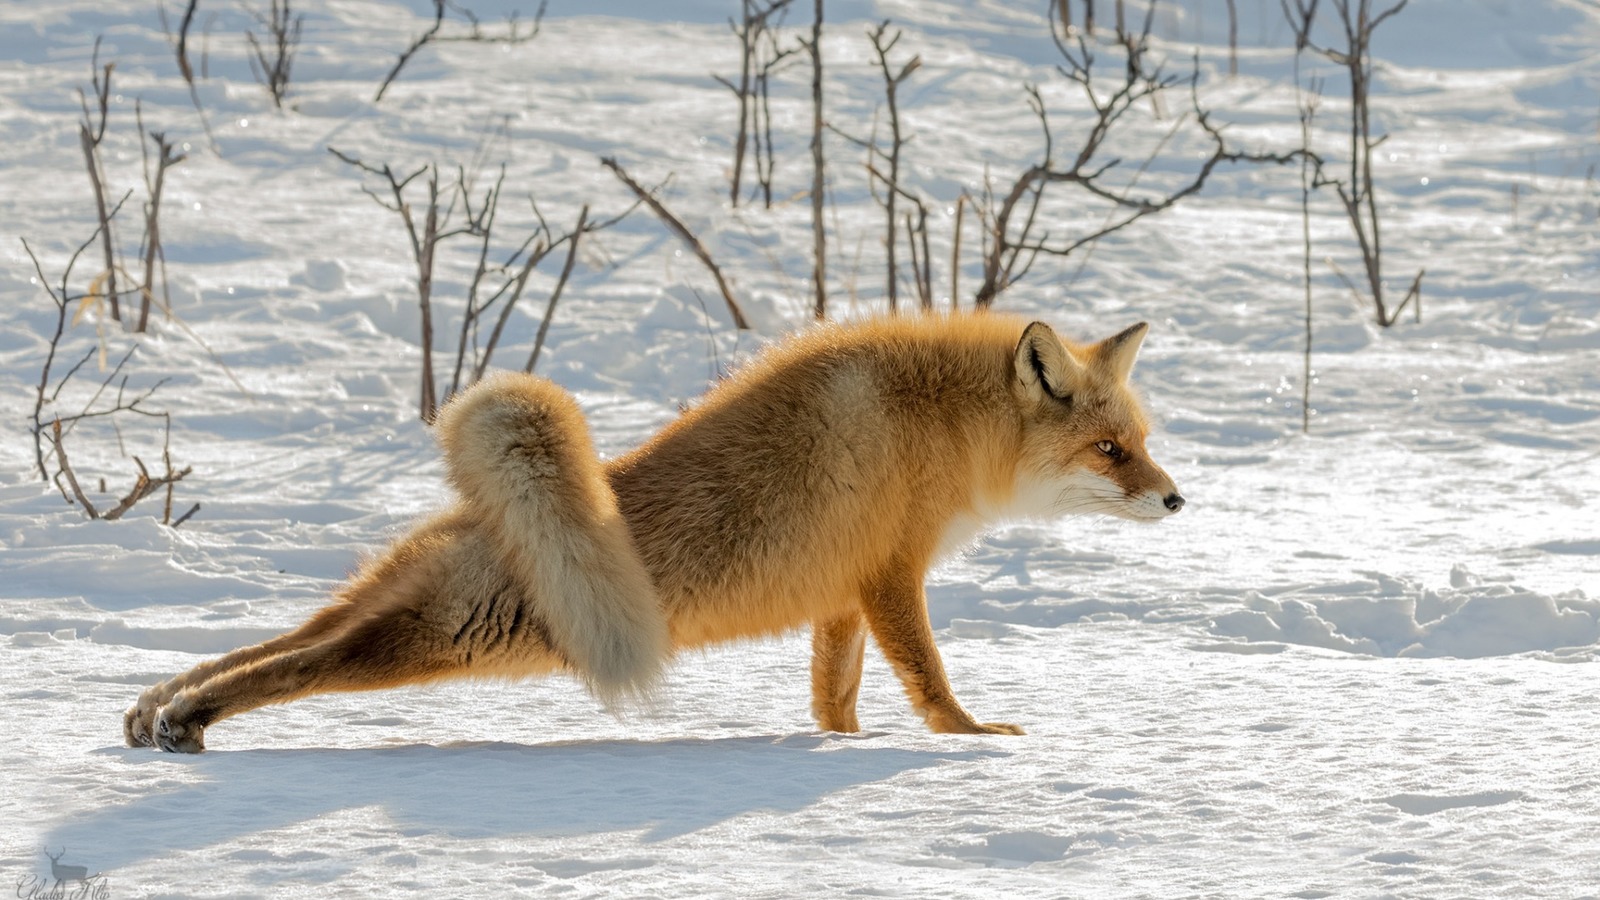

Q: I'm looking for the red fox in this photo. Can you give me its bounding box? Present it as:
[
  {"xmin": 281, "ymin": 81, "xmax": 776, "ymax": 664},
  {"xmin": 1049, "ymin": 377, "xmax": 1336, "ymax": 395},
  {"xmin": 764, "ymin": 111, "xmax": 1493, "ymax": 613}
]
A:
[{"xmin": 124, "ymin": 314, "xmax": 1183, "ymax": 752}]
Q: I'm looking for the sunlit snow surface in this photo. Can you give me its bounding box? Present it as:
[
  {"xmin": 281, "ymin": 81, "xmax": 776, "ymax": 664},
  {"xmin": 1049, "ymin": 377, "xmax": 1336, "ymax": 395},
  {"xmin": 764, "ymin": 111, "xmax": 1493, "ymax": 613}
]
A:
[{"xmin": 2, "ymin": 0, "xmax": 1597, "ymax": 896}]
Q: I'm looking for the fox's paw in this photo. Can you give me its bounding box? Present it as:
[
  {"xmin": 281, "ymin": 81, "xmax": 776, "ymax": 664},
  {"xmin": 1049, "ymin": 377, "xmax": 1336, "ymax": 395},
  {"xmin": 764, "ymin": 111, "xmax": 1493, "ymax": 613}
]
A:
[
  {"xmin": 975, "ymin": 722, "xmax": 1025, "ymax": 736},
  {"xmin": 154, "ymin": 700, "xmax": 207, "ymax": 754},
  {"xmin": 123, "ymin": 703, "xmax": 155, "ymax": 748},
  {"xmin": 124, "ymin": 685, "xmax": 168, "ymax": 748},
  {"xmin": 928, "ymin": 714, "xmax": 1026, "ymax": 736}
]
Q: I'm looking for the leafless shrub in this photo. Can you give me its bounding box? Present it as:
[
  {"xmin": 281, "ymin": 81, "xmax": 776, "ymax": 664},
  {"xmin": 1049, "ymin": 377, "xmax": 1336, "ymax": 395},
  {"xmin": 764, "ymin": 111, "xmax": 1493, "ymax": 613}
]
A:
[
  {"xmin": 949, "ymin": 194, "xmax": 967, "ymax": 310},
  {"xmin": 22, "ymin": 236, "xmax": 196, "ymax": 526},
  {"xmin": 1283, "ymin": 0, "xmax": 1423, "ymax": 327},
  {"xmin": 971, "ymin": 9, "xmax": 1305, "ymax": 308},
  {"xmin": 715, "ymin": 0, "xmax": 798, "ymax": 208},
  {"xmin": 374, "ymin": 0, "xmax": 546, "ymax": 104},
  {"xmin": 825, "ymin": 20, "xmax": 931, "ymax": 312},
  {"xmin": 864, "ymin": 21, "xmax": 922, "ymax": 311},
  {"xmin": 246, "ymin": 0, "xmax": 303, "ymax": 109},
  {"xmin": 49, "ymin": 417, "xmax": 194, "ymax": 524},
  {"xmin": 330, "ymin": 147, "xmax": 626, "ymax": 421},
  {"xmin": 74, "ymin": 42, "xmax": 188, "ymax": 335}
]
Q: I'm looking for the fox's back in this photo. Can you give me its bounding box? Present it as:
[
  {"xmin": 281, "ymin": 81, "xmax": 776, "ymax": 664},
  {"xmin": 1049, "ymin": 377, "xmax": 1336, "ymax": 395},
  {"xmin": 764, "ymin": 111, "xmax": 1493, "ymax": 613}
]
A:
[{"xmin": 605, "ymin": 315, "xmax": 1030, "ymax": 647}]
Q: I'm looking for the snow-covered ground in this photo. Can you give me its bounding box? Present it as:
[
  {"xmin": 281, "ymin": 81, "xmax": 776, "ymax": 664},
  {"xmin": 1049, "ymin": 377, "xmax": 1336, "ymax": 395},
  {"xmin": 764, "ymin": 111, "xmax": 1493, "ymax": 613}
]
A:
[{"xmin": 2, "ymin": 0, "xmax": 1597, "ymax": 896}]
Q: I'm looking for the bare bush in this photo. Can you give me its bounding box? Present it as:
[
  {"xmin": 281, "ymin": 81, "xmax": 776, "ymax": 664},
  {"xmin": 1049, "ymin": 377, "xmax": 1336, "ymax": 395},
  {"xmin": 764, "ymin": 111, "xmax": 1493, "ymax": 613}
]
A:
[
  {"xmin": 825, "ymin": 20, "xmax": 934, "ymax": 312},
  {"xmin": 135, "ymin": 105, "xmax": 184, "ymax": 333},
  {"xmin": 715, "ymin": 0, "xmax": 798, "ymax": 208},
  {"xmin": 22, "ymin": 236, "xmax": 195, "ymax": 526},
  {"xmin": 330, "ymin": 148, "xmax": 629, "ymax": 421},
  {"xmin": 972, "ymin": 9, "xmax": 1305, "ymax": 308},
  {"xmin": 246, "ymin": 0, "xmax": 303, "ymax": 109},
  {"xmin": 1284, "ymin": 0, "xmax": 1424, "ymax": 327},
  {"xmin": 75, "ymin": 41, "xmax": 187, "ymax": 334}
]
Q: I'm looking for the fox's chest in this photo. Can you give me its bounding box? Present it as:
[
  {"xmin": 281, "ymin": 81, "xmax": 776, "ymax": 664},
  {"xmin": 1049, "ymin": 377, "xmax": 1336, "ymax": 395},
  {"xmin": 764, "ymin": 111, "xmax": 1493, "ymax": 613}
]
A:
[{"xmin": 934, "ymin": 469, "xmax": 1094, "ymax": 560}]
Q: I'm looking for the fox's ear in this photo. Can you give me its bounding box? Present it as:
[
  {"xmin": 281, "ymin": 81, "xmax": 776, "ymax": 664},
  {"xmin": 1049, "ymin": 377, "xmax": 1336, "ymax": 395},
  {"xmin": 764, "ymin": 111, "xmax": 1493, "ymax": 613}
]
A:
[
  {"xmin": 1014, "ymin": 321, "xmax": 1084, "ymax": 403},
  {"xmin": 1095, "ymin": 322, "xmax": 1149, "ymax": 383}
]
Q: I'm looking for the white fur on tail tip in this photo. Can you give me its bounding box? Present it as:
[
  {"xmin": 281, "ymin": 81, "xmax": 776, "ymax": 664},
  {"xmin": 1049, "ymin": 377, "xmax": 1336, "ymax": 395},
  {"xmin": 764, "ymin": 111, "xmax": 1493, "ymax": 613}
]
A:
[{"xmin": 435, "ymin": 372, "xmax": 670, "ymax": 707}]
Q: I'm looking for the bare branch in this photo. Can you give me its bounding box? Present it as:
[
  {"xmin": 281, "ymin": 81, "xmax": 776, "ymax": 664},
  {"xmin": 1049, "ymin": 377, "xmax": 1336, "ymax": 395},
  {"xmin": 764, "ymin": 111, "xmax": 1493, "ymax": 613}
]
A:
[
  {"xmin": 525, "ymin": 205, "xmax": 588, "ymax": 373},
  {"xmin": 78, "ymin": 38, "xmax": 121, "ymax": 325},
  {"xmin": 136, "ymin": 104, "xmax": 186, "ymax": 333},
  {"xmin": 375, "ymin": 0, "xmax": 445, "ymax": 103},
  {"xmin": 867, "ymin": 19, "xmax": 920, "ymax": 312},
  {"xmin": 101, "ymin": 454, "xmax": 192, "ymax": 522},
  {"xmin": 49, "ymin": 420, "xmax": 99, "ymax": 519},
  {"xmin": 721, "ymin": 0, "xmax": 795, "ymax": 206},
  {"xmin": 377, "ymin": 0, "xmax": 546, "ymax": 103},
  {"xmin": 602, "ymin": 157, "xmax": 751, "ymax": 329},
  {"xmin": 171, "ymin": 502, "xmax": 201, "ymax": 528},
  {"xmin": 804, "ymin": 0, "xmax": 826, "ymax": 318}
]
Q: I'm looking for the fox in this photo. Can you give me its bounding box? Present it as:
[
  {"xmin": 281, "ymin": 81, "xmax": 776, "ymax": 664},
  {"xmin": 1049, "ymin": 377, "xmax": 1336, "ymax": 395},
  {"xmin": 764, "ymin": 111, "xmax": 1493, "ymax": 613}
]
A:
[{"xmin": 123, "ymin": 313, "xmax": 1183, "ymax": 752}]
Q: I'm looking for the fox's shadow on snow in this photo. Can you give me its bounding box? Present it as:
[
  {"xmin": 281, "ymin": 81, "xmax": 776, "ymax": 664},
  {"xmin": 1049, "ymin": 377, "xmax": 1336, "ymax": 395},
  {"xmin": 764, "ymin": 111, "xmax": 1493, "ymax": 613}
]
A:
[{"xmin": 54, "ymin": 734, "xmax": 998, "ymax": 869}]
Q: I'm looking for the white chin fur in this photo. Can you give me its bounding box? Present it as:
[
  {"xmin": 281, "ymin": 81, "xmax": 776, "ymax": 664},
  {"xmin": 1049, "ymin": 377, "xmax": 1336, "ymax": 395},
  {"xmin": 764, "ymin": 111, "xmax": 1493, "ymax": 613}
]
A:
[{"xmin": 937, "ymin": 471, "xmax": 1170, "ymax": 557}]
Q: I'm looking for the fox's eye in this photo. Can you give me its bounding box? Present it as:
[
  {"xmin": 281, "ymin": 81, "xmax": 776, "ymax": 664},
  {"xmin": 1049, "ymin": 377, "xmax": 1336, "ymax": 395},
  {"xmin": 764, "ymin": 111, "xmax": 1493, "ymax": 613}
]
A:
[{"xmin": 1095, "ymin": 440, "xmax": 1121, "ymax": 458}]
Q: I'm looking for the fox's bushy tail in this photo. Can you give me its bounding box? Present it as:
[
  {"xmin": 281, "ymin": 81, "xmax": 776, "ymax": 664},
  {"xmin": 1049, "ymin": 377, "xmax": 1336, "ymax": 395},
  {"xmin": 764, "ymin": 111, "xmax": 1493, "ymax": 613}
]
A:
[{"xmin": 434, "ymin": 372, "xmax": 668, "ymax": 706}]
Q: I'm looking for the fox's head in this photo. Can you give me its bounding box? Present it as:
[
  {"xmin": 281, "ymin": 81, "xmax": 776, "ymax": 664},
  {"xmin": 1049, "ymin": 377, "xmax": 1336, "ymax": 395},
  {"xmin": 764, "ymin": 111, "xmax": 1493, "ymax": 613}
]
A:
[{"xmin": 1010, "ymin": 320, "xmax": 1184, "ymax": 522}]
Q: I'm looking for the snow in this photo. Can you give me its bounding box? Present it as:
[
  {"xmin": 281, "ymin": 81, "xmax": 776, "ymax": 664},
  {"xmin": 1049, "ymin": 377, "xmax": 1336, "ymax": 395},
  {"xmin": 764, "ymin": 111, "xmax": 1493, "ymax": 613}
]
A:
[{"xmin": 3, "ymin": 0, "xmax": 1598, "ymax": 896}]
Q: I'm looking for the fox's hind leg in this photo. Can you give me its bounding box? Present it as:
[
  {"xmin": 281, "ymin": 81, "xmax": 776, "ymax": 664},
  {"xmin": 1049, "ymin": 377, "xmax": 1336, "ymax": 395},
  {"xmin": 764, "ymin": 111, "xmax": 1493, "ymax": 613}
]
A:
[
  {"xmin": 860, "ymin": 563, "xmax": 1023, "ymax": 736},
  {"xmin": 152, "ymin": 576, "xmax": 562, "ymax": 753},
  {"xmin": 145, "ymin": 512, "xmax": 565, "ymax": 752},
  {"xmin": 810, "ymin": 612, "xmax": 867, "ymax": 732},
  {"xmin": 124, "ymin": 599, "xmax": 363, "ymax": 748}
]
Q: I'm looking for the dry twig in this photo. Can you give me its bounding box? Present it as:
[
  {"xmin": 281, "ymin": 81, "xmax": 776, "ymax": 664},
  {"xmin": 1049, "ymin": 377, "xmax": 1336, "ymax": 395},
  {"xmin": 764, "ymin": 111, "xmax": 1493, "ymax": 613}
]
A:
[
  {"xmin": 866, "ymin": 21, "xmax": 920, "ymax": 311},
  {"xmin": 800, "ymin": 0, "xmax": 826, "ymax": 318},
  {"xmin": 375, "ymin": 0, "xmax": 545, "ymax": 103},
  {"xmin": 246, "ymin": 0, "xmax": 303, "ymax": 109},
  {"xmin": 78, "ymin": 39, "xmax": 121, "ymax": 325},
  {"xmin": 602, "ymin": 157, "xmax": 751, "ymax": 330},
  {"xmin": 136, "ymin": 103, "xmax": 186, "ymax": 333}
]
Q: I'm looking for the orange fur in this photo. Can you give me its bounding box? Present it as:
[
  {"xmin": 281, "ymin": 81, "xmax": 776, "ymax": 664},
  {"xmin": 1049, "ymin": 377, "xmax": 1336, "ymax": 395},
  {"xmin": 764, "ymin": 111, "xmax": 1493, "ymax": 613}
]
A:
[{"xmin": 125, "ymin": 313, "xmax": 1182, "ymax": 752}]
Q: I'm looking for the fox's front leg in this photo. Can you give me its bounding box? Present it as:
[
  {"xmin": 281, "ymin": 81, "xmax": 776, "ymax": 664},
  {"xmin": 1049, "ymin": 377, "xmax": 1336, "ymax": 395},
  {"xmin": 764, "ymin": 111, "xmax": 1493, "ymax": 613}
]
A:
[
  {"xmin": 810, "ymin": 612, "xmax": 867, "ymax": 732},
  {"xmin": 859, "ymin": 564, "xmax": 1023, "ymax": 736},
  {"xmin": 123, "ymin": 600, "xmax": 361, "ymax": 747}
]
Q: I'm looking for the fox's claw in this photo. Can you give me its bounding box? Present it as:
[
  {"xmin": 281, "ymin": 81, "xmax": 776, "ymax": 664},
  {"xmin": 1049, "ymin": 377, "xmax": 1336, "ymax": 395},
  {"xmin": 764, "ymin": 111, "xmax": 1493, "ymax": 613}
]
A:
[
  {"xmin": 123, "ymin": 706, "xmax": 155, "ymax": 747},
  {"xmin": 124, "ymin": 688, "xmax": 165, "ymax": 748},
  {"xmin": 155, "ymin": 705, "xmax": 206, "ymax": 753}
]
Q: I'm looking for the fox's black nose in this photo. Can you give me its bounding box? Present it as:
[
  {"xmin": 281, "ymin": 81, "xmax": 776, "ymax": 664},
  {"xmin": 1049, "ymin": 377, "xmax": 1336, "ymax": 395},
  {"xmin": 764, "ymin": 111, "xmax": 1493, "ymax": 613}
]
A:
[{"xmin": 1164, "ymin": 493, "xmax": 1185, "ymax": 512}]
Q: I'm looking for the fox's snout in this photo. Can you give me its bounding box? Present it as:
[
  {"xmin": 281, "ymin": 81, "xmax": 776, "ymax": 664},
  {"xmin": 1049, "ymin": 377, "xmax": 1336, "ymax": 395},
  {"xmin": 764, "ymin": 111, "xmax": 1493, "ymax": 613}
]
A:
[{"xmin": 1123, "ymin": 484, "xmax": 1184, "ymax": 521}]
